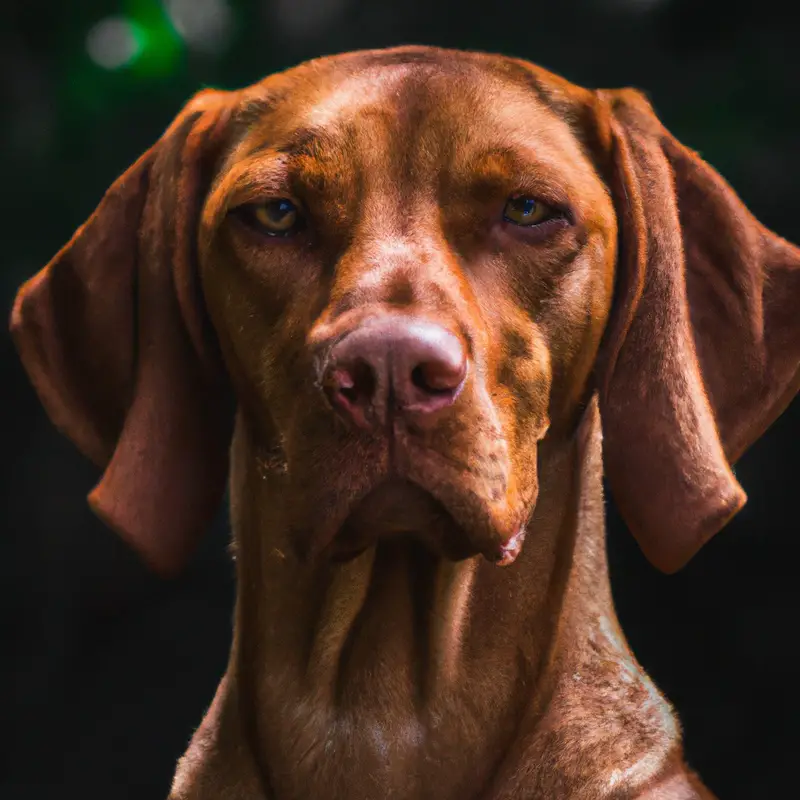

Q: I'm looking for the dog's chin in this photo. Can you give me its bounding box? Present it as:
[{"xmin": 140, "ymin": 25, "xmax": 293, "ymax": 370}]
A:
[{"xmin": 328, "ymin": 478, "xmax": 516, "ymax": 564}]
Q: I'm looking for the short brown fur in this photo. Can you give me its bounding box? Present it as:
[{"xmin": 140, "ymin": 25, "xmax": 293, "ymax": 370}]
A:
[{"xmin": 11, "ymin": 46, "xmax": 800, "ymax": 799}]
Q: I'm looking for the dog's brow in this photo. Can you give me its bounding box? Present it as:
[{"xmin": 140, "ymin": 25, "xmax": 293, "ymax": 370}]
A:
[
  {"xmin": 248, "ymin": 125, "xmax": 339, "ymax": 160},
  {"xmin": 468, "ymin": 149, "xmax": 518, "ymax": 179},
  {"xmin": 459, "ymin": 147, "xmax": 573, "ymax": 206}
]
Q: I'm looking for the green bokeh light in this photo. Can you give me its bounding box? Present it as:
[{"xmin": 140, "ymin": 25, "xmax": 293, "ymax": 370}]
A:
[
  {"xmin": 70, "ymin": 1, "xmax": 190, "ymax": 121},
  {"xmin": 122, "ymin": 0, "xmax": 184, "ymax": 77}
]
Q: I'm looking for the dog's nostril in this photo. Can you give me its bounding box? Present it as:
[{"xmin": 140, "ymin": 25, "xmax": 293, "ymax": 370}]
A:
[
  {"xmin": 411, "ymin": 358, "xmax": 467, "ymax": 396},
  {"xmin": 327, "ymin": 360, "xmax": 376, "ymax": 407},
  {"xmin": 340, "ymin": 361, "xmax": 375, "ymax": 402},
  {"xmin": 412, "ymin": 364, "xmax": 451, "ymax": 395},
  {"xmin": 339, "ymin": 384, "xmax": 358, "ymax": 402},
  {"xmin": 336, "ymin": 372, "xmax": 357, "ymax": 403},
  {"xmin": 411, "ymin": 365, "xmax": 431, "ymax": 392}
]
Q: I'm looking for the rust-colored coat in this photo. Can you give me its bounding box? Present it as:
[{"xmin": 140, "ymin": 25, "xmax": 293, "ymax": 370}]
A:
[{"xmin": 11, "ymin": 47, "xmax": 800, "ymax": 799}]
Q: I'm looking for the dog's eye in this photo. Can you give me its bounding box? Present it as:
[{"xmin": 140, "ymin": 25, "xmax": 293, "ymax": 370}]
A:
[
  {"xmin": 503, "ymin": 197, "xmax": 556, "ymax": 226},
  {"xmin": 242, "ymin": 199, "xmax": 301, "ymax": 236}
]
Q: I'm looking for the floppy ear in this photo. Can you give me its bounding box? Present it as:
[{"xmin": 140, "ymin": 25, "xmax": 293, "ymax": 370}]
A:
[
  {"xmin": 593, "ymin": 88, "xmax": 800, "ymax": 574},
  {"xmin": 10, "ymin": 90, "xmax": 237, "ymax": 578}
]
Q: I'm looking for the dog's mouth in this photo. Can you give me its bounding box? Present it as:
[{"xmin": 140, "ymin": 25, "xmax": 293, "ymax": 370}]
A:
[{"xmin": 329, "ymin": 478, "xmax": 526, "ymax": 565}]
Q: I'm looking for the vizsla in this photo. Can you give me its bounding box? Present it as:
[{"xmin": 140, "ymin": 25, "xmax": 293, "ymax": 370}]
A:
[{"xmin": 11, "ymin": 46, "xmax": 800, "ymax": 799}]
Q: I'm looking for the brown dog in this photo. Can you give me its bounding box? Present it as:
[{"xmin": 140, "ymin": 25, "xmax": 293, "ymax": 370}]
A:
[{"xmin": 11, "ymin": 46, "xmax": 800, "ymax": 799}]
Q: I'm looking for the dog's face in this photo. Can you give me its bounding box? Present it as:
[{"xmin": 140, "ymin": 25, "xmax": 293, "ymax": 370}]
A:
[
  {"xmin": 12, "ymin": 46, "xmax": 800, "ymax": 578},
  {"xmin": 199, "ymin": 52, "xmax": 616, "ymax": 565}
]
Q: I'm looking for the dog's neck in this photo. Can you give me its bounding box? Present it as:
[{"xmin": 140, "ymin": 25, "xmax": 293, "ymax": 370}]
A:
[{"xmin": 175, "ymin": 399, "xmax": 681, "ymax": 799}]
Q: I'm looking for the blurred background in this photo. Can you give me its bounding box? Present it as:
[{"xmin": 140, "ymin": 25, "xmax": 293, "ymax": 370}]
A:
[{"xmin": 2, "ymin": 1, "xmax": 798, "ymax": 797}]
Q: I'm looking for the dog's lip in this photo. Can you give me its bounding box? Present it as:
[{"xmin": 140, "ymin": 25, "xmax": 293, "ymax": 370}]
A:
[
  {"xmin": 327, "ymin": 477, "xmax": 458, "ymax": 556},
  {"xmin": 487, "ymin": 526, "xmax": 527, "ymax": 566},
  {"xmin": 390, "ymin": 442, "xmax": 529, "ymax": 566},
  {"xmin": 321, "ymin": 474, "xmax": 528, "ymax": 566},
  {"xmin": 329, "ymin": 543, "xmax": 371, "ymax": 563}
]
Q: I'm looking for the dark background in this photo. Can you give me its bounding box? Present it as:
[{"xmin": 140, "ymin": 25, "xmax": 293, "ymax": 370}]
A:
[{"xmin": 2, "ymin": 1, "xmax": 799, "ymax": 798}]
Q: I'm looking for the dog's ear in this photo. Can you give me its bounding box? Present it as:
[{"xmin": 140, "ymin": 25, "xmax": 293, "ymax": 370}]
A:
[
  {"xmin": 592, "ymin": 88, "xmax": 800, "ymax": 574},
  {"xmin": 10, "ymin": 89, "xmax": 238, "ymax": 578}
]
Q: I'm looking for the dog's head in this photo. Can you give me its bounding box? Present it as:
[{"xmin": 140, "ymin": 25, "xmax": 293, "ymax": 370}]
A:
[{"xmin": 12, "ymin": 47, "xmax": 800, "ymax": 577}]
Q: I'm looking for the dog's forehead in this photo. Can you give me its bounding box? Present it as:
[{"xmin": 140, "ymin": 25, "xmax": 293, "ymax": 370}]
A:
[{"xmin": 240, "ymin": 53, "xmax": 585, "ymax": 160}]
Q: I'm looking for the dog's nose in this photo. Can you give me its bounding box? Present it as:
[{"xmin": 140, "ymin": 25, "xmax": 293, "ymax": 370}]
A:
[{"xmin": 323, "ymin": 318, "xmax": 467, "ymax": 428}]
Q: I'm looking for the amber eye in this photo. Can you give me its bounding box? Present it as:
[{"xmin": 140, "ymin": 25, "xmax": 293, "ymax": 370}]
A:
[
  {"xmin": 246, "ymin": 199, "xmax": 301, "ymax": 236},
  {"xmin": 503, "ymin": 196, "xmax": 556, "ymax": 226}
]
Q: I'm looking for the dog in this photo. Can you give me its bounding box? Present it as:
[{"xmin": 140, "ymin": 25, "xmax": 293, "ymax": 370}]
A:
[{"xmin": 11, "ymin": 46, "xmax": 800, "ymax": 799}]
